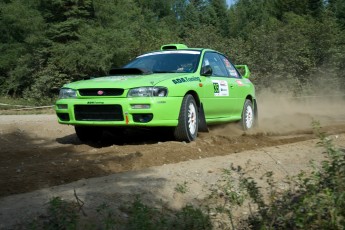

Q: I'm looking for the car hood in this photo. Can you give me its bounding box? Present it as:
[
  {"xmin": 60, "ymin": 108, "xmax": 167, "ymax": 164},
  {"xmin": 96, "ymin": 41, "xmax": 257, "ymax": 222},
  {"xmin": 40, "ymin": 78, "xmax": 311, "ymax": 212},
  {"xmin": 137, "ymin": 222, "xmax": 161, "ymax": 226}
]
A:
[{"xmin": 63, "ymin": 73, "xmax": 192, "ymax": 89}]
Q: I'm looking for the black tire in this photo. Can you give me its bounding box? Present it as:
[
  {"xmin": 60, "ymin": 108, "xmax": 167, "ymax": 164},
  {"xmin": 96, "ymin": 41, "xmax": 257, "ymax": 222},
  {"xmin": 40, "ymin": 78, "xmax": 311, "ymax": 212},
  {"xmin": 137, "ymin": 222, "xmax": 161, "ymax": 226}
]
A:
[
  {"xmin": 174, "ymin": 94, "xmax": 198, "ymax": 142},
  {"xmin": 240, "ymin": 99, "xmax": 255, "ymax": 130},
  {"xmin": 75, "ymin": 126, "xmax": 103, "ymax": 142}
]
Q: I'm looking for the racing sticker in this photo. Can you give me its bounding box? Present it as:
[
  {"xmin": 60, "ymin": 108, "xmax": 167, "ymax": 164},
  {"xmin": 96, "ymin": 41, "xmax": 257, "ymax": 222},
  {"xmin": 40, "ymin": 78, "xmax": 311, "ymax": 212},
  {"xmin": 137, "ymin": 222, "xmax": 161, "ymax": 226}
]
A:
[
  {"xmin": 230, "ymin": 70, "xmax": 239, "ymax": 78},
  {"xmin": 236, "ymin": 80, "xmax": 244, "ymax": 86},
  {"xmin": 223, "ymin": 58, "xmax": 231, "ymax": 67},
  {"xmin": 172, "ymin": 76, "xmax": 201, "ymax": 84},
  {"xmin": 212, "ymin": 80, "xmax": 229, "ymax": 96}
]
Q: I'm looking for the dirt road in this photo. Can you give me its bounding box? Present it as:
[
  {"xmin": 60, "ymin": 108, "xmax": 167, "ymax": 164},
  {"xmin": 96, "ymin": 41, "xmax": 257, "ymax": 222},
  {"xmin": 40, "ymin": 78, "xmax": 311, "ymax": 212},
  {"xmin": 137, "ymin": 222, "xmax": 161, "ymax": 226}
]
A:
[
  {"xmin": 1, "ymin": 95, "xmax": 345, "ymax": 197},
  {"xmin": 0, "ymin": 94, "xmax": 345, "ymax": 228}
]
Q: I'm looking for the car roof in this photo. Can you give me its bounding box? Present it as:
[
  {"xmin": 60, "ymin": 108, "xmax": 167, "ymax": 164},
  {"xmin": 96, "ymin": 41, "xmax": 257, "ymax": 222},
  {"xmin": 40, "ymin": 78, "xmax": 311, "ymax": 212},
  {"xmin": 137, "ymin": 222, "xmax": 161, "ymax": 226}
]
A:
[
  {"xmin": 134, "ymin": 44, "xmax": 219, "ymax": 59},
  {"xmin": 160, "ymin": 43, "xmax": 216, "ymax": 52}
]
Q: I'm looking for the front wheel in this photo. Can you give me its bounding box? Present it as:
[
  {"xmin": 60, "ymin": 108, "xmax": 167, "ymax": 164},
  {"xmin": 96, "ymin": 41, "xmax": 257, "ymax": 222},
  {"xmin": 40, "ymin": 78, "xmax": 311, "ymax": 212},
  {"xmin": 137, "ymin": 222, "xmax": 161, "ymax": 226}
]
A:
[
  {"xmin": 174, "ymin": 95, "xmax": 198, "ymax": 142},
  {"xmin": 240, "ymin": 99, "xmax": 255, "ymax": 130}
]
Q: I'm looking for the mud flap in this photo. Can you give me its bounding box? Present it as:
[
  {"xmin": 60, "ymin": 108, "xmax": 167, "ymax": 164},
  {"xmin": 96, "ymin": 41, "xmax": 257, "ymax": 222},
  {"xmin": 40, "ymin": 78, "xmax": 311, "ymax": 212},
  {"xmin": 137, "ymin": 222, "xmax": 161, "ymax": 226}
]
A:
[
  {"xmin": 198, "ymin": 103, "xmax": 209, "ymax": 132},
  {"xmin": 254, "ymin": 99, "xmax": 259, "ymax": 127}
]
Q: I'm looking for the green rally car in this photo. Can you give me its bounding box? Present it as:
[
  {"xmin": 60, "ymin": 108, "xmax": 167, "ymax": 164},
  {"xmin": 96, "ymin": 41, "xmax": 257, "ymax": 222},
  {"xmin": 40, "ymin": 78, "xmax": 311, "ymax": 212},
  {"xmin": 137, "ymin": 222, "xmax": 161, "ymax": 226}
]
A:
[{"xmin": 55, "ymin": 44, "xmax": 257, "ymax": 142}]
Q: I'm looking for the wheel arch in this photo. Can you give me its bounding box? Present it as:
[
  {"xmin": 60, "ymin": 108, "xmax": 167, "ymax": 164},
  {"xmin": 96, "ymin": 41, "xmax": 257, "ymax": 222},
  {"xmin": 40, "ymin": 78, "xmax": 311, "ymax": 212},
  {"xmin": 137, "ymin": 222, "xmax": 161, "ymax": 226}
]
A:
[{"xmin": 185, "ymin": 90, "xmax": 200, "ymax": 107}]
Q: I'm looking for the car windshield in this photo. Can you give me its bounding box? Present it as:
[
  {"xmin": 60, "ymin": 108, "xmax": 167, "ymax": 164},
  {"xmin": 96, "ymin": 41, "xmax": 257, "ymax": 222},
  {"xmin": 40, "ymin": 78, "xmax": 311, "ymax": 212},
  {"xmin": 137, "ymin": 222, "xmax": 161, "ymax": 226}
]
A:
[{"xmin": 124, "ymin": 50, "xmax": 201, "ymax": 73}]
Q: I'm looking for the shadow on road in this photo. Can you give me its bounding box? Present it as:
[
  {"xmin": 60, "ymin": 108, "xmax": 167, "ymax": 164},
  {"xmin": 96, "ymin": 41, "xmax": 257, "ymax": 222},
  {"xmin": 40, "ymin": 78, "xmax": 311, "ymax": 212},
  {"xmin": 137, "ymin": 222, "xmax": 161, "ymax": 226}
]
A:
[{"xmin": 56, "ymin": 127, "xmax": 176, "ymax": 147}]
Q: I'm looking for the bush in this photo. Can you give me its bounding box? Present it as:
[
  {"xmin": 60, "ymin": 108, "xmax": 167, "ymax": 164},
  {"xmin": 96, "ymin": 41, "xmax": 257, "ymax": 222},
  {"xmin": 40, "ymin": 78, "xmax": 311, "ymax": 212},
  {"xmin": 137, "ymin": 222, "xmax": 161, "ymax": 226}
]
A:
[{"xmin": 238, "ymin": 121, "xmax": 345, "ymax": 229}]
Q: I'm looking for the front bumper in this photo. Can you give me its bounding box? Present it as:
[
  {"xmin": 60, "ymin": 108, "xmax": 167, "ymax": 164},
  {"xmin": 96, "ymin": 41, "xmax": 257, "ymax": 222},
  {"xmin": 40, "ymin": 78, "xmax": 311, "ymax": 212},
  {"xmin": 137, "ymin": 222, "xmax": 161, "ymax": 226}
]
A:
[{"xmin": 55, "ymin": 97, "xmax": 182, "ymax": 127}]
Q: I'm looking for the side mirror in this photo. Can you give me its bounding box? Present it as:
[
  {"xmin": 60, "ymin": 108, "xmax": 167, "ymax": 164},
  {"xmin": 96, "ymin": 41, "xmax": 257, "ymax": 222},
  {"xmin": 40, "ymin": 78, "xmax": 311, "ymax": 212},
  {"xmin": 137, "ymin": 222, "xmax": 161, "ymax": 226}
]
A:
[{"xmin": 201, "ymin": 65, "xmax": 213, "ymax": 76}]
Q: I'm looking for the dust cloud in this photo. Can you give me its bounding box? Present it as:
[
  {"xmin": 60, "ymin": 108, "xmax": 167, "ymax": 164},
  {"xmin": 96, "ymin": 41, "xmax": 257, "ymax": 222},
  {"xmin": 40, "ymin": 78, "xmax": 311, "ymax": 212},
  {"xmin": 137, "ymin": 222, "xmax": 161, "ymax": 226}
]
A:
[
  {"xmin": 257, "ymin": 90, "xmax": 345, "ymax": 133},
  {"xmin": 210, "ymin": 90, "xmax": 345, "ymax": 136}
]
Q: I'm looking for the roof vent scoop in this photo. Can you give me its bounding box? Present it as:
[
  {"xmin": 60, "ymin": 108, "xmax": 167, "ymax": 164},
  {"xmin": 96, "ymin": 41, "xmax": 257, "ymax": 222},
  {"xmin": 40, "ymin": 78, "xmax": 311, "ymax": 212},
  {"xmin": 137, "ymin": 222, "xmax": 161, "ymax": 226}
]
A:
[{"xmin": 161, "ymin": 44, "xmax": 188, "ymax": 50}]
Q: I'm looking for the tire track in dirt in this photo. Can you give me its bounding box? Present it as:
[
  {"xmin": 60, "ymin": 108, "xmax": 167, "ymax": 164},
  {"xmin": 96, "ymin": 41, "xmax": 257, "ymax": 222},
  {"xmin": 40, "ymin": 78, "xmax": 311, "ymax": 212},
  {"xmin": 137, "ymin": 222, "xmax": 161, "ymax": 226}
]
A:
[
  {"xmin": 1, "ymin": 118, "xmax": 345, "ymax": 197},
  {"xmin": 1, "ymin": 94, "xmax": 345, "ymax": 197}
]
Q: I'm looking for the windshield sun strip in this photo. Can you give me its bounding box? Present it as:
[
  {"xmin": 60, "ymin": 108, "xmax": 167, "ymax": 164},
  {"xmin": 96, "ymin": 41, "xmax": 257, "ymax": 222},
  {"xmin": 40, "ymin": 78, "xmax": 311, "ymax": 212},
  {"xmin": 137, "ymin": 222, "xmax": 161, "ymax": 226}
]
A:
[{"xmin": 138, "ymin": 50, "xmax": 201, "ymax": 58}]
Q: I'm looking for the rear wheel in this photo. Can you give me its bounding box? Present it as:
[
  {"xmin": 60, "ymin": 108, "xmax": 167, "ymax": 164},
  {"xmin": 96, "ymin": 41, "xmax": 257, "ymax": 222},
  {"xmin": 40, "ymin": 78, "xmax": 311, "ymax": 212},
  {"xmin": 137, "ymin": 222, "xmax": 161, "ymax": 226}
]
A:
[
  {"xmin": 75, "ymin": 126, "xmax": 103, "ymax": 142},
  {"xmin": 240, "ymin": 99, "xmax": 254, "ymax": 130},
  {"xmin": 174, "ymin": 94, "xmax": 198, "ymax": 142}
]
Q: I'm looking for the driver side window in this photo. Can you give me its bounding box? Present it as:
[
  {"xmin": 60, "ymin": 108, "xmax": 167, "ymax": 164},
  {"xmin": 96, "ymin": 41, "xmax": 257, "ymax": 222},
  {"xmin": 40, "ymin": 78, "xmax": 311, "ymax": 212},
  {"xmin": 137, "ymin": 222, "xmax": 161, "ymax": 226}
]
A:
[{"xmin": 202, "ymin": 52, "xmax": 229, "ymax": 77}]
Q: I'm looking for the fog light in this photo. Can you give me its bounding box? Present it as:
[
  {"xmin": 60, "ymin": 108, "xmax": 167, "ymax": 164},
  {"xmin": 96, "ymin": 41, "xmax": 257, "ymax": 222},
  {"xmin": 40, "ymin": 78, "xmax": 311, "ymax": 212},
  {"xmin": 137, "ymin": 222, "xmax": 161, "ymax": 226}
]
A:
[
  {"xmin": 57, "ymin": 113, "xmax": 70, "ymax": 121},
  {"xmin": 132, "ymin": 114, "xmax": 153, "ymax": 123},
  {"xmin": 131, "ymin": 104, "xmax": 150, "ymax": 109},
  {"xmin": 57, "ymin": 104, "xmax": 68, "ymax": 109}
]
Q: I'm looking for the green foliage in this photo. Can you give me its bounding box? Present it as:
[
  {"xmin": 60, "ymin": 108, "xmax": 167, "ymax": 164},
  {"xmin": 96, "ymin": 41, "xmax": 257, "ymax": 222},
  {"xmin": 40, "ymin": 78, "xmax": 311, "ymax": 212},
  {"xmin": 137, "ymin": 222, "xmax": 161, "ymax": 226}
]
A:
[
  {"xmin": 29, "ymin": 195, "xmax": 212, "ymax": 229},
  {"xmin": 235, "ymin": 121, "xmax": 345, "ymax": 229},
  {"xmin": 0, "ymin": 0, "xmax": 345, "ymax": 99},
  {"xmin": 124, "ymin": 196, "xmax": 163, "ymax": 230},
  {"xmin": 208, "ymin": 166, "xmax": 248, "ymax": 229},
  {"xmin": 172, "ymin": 205, "xmax": 212, "ymax": 230},
  {"xmin": 328, "ymin": 0, "xmax": 345, "ymax": 29},
  {"xmin": 175, "ymin": 181, "xmax": 189, "ymax": 193},
  {"xmin": 96, "ymin": 203, "xmax": 118, "ymax": 229},
  {"xmin": 29, "ymin": 197, "xmax": 79, "ymax": 229}
]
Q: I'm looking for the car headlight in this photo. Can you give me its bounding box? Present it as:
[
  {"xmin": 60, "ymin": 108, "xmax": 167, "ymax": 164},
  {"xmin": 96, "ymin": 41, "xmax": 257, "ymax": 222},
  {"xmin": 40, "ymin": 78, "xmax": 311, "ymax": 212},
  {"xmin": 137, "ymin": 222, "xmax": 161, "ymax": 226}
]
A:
[
  {"xmin": 59, "ymin": 88, "xmax": 77, "ymax": 99},
  {"xmin": 127, "ymin": 87, "xmax": 168, "ymax": 97}
]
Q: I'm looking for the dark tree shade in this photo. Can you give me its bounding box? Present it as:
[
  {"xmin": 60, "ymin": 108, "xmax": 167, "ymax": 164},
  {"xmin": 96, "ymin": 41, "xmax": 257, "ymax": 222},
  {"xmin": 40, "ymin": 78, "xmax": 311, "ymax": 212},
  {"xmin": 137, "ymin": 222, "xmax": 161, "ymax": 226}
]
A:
[{"xmin": 0, "ymin": 0, "xmax": 344, "ymax": 99}]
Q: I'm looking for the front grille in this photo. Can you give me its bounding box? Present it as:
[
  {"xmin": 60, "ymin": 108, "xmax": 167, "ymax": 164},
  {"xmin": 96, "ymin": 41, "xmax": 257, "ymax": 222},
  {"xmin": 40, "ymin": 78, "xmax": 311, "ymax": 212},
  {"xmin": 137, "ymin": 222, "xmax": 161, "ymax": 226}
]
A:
[
  {"xmin": 74, "ymin": 105, "xmax": 124, "ymax": 121},
  {"xmin": 78, "ymin": 88, "xmax": 124, "ymax": 96}
]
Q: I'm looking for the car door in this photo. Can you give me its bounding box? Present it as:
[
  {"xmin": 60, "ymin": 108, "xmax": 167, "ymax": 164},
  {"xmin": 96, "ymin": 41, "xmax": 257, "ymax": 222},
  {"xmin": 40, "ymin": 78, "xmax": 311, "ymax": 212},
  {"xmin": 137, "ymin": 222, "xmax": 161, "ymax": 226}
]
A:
[
  {"xmin": 218, "ymin": 54, "xmax": 249, "ymax": 116},
  {"xmin": 200, "ymin": 52, "xmax": 233, "ymax": 119}
]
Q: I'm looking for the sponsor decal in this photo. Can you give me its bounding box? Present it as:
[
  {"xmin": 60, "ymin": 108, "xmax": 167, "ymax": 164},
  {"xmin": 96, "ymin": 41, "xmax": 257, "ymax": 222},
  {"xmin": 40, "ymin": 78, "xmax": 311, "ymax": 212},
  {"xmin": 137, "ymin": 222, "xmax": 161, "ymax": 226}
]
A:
[
  {"xmin": 236, "ymin": 80, "xmax": 244, "ymax": 86},
  {"xmin": 172, "ymin": 76, "xmax": 201, "ymax": 84},
  {"xmin": 219, "ymin": 80, "xmax": 227, "ymax": 86},
  {"xmin": 229, "ymin": 70, "xmax": 238, "ymax": 77},
  {"xmin": 212, "ymin": 80, "xmax": 229, "ymax": 96},
  {"xmin": 224, "ymin": 58, "xmax": 231, "ymax": 67},
  {"xmin": 213, "ymin": 82, "xmax": 219, "ymax": 93},
  {"xmin": 87, "ymin": 101, "xmax": 104, "ymax": 104}
]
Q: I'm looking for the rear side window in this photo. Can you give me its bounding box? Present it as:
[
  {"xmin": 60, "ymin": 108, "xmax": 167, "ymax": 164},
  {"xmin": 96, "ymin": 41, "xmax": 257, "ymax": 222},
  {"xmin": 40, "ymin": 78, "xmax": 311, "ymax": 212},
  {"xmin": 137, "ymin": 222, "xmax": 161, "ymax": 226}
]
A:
[{"xmin": 219, "ymin": 54, "xmax": 241, "ymax": 79}]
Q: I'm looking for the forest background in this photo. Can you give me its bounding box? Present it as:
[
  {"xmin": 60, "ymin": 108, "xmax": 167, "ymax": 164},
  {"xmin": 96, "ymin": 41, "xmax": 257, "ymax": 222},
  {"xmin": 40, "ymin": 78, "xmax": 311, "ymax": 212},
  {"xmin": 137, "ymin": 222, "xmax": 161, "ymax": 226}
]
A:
[{"xmin": 0, "ymin": 0, "xmax": 344, "ymax": 103}]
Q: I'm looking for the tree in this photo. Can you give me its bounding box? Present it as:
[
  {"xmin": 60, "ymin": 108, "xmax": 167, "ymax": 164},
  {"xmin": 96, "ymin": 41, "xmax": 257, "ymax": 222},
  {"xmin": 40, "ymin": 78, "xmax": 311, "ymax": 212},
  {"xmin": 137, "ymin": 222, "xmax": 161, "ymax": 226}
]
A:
[
  {"xmin": 0, "ymin": 0, "xmax": 45, "ymax": 97},
  {"xmin": 328, "ymin": 0, "xmax": 345, "ymax": 28},
  {"xmin": 308, "ymin": 0, "xmax": 324, "ymax": 17},
  {"xmin": 210, "ymin": 0, "xmax": 230, "ymax": 36},
  {"xmin": 0, "ymin": 0, "xmax": 345, "ymax": 100}
]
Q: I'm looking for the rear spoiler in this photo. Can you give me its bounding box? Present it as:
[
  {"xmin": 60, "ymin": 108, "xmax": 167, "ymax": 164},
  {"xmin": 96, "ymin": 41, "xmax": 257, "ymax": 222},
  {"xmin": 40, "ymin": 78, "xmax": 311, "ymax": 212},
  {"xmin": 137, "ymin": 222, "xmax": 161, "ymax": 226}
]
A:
[
  {"xmin": 235, "ymin": 65, "xmax": 250, "ymax": 79},
  {"xmin": 109, "ymin": 68, "xmax": 152, "ymax": 75}
]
